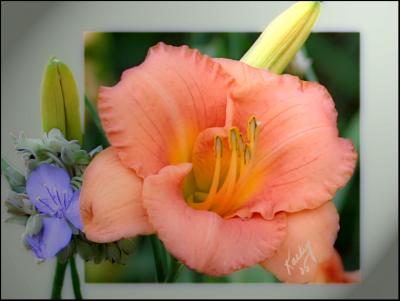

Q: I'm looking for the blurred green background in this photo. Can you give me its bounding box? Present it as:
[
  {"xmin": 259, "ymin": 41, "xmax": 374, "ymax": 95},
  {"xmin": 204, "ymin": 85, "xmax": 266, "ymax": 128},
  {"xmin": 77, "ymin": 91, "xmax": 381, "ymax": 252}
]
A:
[{"xmin": 84, "ymin": 32, "xmax": 360, "ymax": 283}]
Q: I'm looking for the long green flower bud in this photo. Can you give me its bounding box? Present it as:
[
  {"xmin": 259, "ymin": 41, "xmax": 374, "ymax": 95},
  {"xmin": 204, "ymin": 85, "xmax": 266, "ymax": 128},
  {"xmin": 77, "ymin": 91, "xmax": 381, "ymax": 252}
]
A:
[
  {"xmin": 41, "ymin": 57, "xmax": 82, "ymax": 144},
  {"xmin": 241, "ymin": 1, "xmax": 321, "ymax": 74}
]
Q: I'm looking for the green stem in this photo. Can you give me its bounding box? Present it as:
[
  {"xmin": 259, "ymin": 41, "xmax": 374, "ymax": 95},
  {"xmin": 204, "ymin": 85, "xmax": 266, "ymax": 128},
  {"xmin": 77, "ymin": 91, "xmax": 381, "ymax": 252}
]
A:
[
  {"xmin": 150, "ymin": 235, "xmax": 166, "ymax": 282},
  {"xmin": 51, "ymin": 259, "xmax": 68, "ymax": 299},
  {"xmin": 69, "ymin": 255, "xmax": 82, "ymax": 299}
]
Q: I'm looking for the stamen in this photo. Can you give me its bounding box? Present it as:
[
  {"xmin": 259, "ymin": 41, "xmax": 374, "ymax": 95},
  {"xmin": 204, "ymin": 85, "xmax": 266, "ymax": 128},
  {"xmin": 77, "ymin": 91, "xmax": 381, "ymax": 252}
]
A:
[
  {"xmin": 228, "ymin": 127, "xmax": 238, "ymax": 150},
  {"xmin": 238, "ymin": 134, "xmax": 245, "ymax": 175},
  {"xmin": 44, "ymin": 184, "xmax": 60, "ymax": 209},
  {"xmin": 247, "ymin": 116, "xmax": 258, "ymax": 151},
  {"xmin": 211, "ymin": 128, "xmax": 239, "ymax": 213},
  {"xmin": 215, "ymin": 135, "xmax": 223, "ymax": 158},
  {"xmin": 189, "ymin": 136, "xmax": 223, "ymax": 210},
  {"xmin": 244, "ymin": 144, "xmax": 251, "ymax": 164},
  {"xmin": 205, "ymin": 136, "xmax": 223, "ymax": 200},
  {"xmin": 36, "ymin": 197, "xmax": 55, "ymax": 214},
  {"xmin": 189, "ymin": 118, "xmax": 260, "ymax": 216}
]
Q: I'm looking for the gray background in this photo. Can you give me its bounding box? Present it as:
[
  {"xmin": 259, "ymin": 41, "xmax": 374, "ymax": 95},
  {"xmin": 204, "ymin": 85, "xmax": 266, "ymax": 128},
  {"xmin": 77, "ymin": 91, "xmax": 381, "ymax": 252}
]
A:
[{"xmin": 1, "ymin": 1, "xmax": 398, "ymax": 299}]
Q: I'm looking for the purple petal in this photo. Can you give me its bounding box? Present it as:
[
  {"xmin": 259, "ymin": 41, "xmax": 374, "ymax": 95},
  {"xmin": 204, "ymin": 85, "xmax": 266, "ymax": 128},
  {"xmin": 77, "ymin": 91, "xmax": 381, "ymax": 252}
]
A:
[
  {"xmin": 25, "ymin": 217, "xmax": 72, "ymax": 260},
  {"xmin": 65, "ymin": 190, "xmax": 83, "ymax": 230},
  {"xmin": 26, "ymin": 164, "xmax": 73, "ymax": 215}
]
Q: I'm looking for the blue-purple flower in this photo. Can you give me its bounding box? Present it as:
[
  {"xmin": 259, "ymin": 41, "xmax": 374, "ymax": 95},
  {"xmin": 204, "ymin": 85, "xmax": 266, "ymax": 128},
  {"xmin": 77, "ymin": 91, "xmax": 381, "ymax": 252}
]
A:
[{"xmin": 24, "ymin": 164, "xmax": 82, "ymax": 260}]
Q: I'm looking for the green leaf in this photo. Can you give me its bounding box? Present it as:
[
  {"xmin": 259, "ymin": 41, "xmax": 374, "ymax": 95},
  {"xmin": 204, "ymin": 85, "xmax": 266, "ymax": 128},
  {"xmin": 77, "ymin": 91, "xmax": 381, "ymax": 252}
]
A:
[
  {"xmin": 60, "ymin": 142, "xmax": 90, "ymax": 166},
  {"xmin": 343, "ymin": 111, "xmax": 360, "ymax": 152},
  {"xmin": 92, "ymin": 244, "xmax": 106, "ymax": 264},
  {"xmin": 150, "ymin": 235, "xmax": 168, "ymax": 282},
  {"xmin": 60, "ymin": 142, "xmax": 80, "ymax": 164},
  {"xmin": 164, "ymin": 256, "xmax": 182, "ymax": 283},
  {"xmin": 228, "ymin": 265, "xmax": 278, "ymax": 282},
  {"xmin": 45, "ymin": 128, "xmax": 69, "ymax": 153},
  {"xmin": 333, "ymin": 111, "xmax": 359, "ymax": 211},
  {"xmin": 1, "ymin": 158, "xmax": 26, "ymax": 193},
  {"xmin": 73, "ymin": 150, "xmax": 91, "ymax": 165},
  {"xmin": 117, "ymin": 239, "xmax": 136, "ymax": 254},
  {"xmin": 116, "ymin": 252, "xmax": 130, "ymax": 265},
  {"xmin": 77, "ymin": 240, "xmax": 92, "ymax": 261},
  {"xmin": 84, "ymin": 96, "xmax": 109, "ymax": 148},
  {"xmin": 106, "ymin": 243, "xmax": 121, "ymax": 263}
]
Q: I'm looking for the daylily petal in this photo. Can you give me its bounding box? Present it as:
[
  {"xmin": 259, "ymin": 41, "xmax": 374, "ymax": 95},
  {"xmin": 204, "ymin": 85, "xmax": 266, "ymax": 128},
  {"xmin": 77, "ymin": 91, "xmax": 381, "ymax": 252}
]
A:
[
  {"xmin": 261, "ymin": 202, "xmax": 339, "ymax": 283},
  {"xmin": 65, "ymin": 189, "xmax": 83, "ymax": 230},
  {"xmin": 313, "ymin": 249, "xmax": 360, "ymax": 283},
  {"xmin": 142, "ymin": 163, "xmax": 287, "ymax": 276},
  {"xmin": 26, "ymin": 164, "xmax": 73, "ymax": 215},
  {"xmin": 80, "ymin": 147, "xmax": 154, "ymax": 243},
  {"xmin": 215, "ymin": 58, "xmax": 267, "ymax": 85},
  {"xmin": 214, "ymin": 59, "xmax": 356, "ymax": 218},
  {"xmin": 25, "ymin": 217, "xmax": 72, "ymax": 260},
  {"xmin": 98, "ymin": 43, "xmax": 236, "ymax": 178}
]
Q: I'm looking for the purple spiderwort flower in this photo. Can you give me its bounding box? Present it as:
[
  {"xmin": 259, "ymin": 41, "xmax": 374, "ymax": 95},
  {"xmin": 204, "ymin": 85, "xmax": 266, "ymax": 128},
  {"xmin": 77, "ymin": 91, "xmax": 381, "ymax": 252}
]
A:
[{"xmin": 25, "ymin": 164, "xmax": 82, "ymax": 260}]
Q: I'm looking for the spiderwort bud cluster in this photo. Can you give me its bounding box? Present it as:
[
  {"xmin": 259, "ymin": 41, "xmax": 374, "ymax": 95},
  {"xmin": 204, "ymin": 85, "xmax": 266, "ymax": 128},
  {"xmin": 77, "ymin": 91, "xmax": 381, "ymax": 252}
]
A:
[{"xmin": 3, "ymin": 128, "xmax": 135, "ymax": 264}]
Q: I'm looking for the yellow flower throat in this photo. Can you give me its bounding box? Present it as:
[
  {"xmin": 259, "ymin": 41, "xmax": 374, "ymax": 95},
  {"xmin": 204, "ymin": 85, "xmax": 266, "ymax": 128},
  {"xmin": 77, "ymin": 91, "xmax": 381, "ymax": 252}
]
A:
[{"xmin": 187, "ymin": 116, "xmax": 260, "ymax": 217}]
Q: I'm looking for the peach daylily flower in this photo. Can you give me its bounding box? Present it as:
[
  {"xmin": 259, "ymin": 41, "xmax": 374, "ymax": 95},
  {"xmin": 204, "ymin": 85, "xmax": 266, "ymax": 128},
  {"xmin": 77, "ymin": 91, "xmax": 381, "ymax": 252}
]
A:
[
  {"xmin": 80, "ymin": 43, "xmax": 357, "ymax": 282},
  {"xmin": 313, "ymin": 249, "xmax": 360, "ymax": 283}
]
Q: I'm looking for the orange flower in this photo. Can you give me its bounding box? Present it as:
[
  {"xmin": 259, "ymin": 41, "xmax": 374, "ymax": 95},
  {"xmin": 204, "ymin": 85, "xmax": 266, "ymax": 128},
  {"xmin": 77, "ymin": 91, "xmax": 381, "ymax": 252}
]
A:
[{"xmin": 80, "ymin": 43, "xmax": 357, "ymax": 282}]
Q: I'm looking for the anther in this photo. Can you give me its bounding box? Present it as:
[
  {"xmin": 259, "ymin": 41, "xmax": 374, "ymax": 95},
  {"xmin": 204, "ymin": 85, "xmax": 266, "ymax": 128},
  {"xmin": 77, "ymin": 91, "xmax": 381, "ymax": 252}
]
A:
[
  {"xmin": 247, "ymin": 116, "xmax": 258, "ymax": 150},
  {"xmin": 228, "ymin": 128, "xmax": 239, "ymax": 150},
  {"xmin": 215, "ymin": 136, "xmax": 223, "ymax": 158},
  {"xmin": 238, "ymin": 134, "xmax": 244, "ymax": 156},
  {"xmin": 209, "ymin": 136, "xmax": 223, "ymax": 196},
  {"xmin": 211, "ymin": 128, "xmax": 239, "ymax": 213},
  {"xmin": 238, "ymin": 134, "xmax": 245, "ymax": 173}
]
